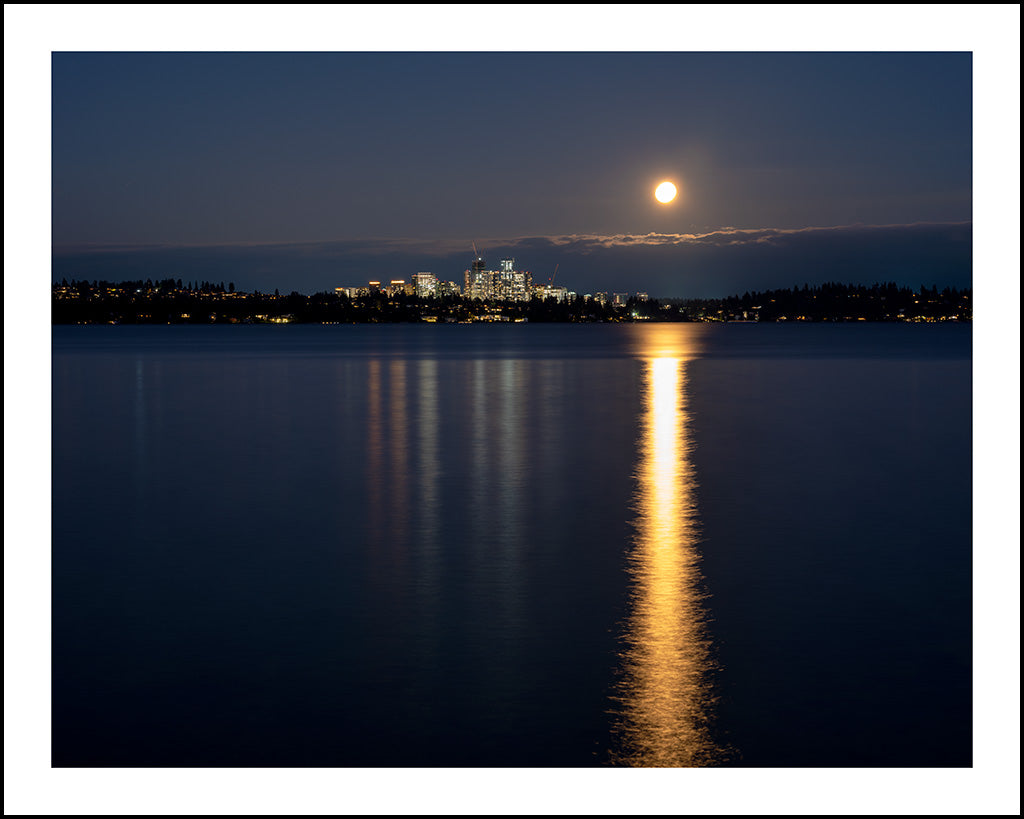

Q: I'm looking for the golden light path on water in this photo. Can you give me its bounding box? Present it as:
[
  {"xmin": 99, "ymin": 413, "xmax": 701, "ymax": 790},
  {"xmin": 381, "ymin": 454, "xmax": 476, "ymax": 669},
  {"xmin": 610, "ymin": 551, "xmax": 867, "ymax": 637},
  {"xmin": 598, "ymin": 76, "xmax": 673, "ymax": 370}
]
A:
[{"xmin": 612, "ymin": 325, "xmax": 724, "ymax": 767}]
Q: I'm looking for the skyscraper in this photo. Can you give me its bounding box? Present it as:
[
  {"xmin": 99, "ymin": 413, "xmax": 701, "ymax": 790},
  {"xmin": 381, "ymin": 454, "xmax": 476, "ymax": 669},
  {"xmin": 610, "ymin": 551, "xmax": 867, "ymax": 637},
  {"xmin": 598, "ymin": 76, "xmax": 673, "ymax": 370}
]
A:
[
  {"xmin": 465, "ymin": 255, "xmax": 491, "ymax": 300},
  {"xmin": 465, "ymin": 255, "xmax": 532, "ymax": 302},
  {"xmin": 413, "ymin": 272, "xmax": 438, "ymax": 298}
]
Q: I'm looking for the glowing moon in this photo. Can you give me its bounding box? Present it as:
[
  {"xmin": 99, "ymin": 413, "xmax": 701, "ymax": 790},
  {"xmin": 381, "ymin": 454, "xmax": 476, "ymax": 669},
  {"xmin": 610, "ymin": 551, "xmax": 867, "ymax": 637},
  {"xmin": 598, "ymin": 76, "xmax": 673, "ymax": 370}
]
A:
[{"xmin": 654, "ymin": 181, "xmax": 677, "ymax": 204}]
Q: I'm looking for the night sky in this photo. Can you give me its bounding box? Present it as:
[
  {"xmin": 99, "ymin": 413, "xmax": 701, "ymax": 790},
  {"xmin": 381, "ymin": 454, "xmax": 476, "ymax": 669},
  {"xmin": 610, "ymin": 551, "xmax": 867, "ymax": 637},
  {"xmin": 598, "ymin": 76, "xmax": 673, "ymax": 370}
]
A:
[
  {"xmin": 9, "ymin": 5, "xmax": 1020, "ymax": 816},
  {"xmin": 50, "ymin": 49, "xmax": 973, "ymax": 297}
]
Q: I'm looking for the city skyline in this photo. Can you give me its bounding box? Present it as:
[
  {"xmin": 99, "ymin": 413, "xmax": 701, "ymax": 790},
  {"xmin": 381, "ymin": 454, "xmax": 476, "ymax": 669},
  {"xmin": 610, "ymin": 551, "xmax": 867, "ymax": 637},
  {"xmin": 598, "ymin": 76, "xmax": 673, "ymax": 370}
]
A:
[{"xmin": 52, "ymin": 220, "xmax": 974, "ymax": 300}]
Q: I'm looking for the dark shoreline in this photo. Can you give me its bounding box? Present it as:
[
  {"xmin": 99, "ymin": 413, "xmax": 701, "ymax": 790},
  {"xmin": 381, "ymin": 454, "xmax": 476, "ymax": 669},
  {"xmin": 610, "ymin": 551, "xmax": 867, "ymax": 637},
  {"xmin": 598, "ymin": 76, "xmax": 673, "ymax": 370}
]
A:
[{"xmin": 52, "ymin": 280, "xmax": 972, "ymax": 325}]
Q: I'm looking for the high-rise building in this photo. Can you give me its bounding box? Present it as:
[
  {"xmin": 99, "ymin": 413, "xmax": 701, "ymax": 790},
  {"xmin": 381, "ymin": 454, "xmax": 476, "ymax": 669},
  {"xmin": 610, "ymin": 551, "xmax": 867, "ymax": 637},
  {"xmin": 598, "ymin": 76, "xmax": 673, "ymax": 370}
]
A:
[
  {"xmin": 384, "ymin": 279, "xmax": 412, "ymax": 297},
  {"xmin": 413, "ymin": 272, "xmax": 438, "ymax": 299},
  {"xmin": 465, "ymin": 255, "xmax": 491, "ymax": 300},
  {"xmin": 494, "ymin": 258, "xmax": 532, "ymax": 301},
  {"xmin": 465, "ymin": 255, "xmax": 532, "ymax": 302},
  {"xmin": 534, "ymin": 284, "xmax": 569, "ymax": 303},
  {"xmin": 438, "ymin": 280, "xmax": 462, "ymax": 298}
]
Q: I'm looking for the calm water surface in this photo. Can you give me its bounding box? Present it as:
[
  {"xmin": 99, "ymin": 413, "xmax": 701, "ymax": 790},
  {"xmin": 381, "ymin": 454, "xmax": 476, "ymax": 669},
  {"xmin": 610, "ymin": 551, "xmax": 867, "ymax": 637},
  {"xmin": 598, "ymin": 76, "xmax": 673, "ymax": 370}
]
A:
[{"xmin": 51, "ymin": 323, "xmax": 971, "ymax": 766}]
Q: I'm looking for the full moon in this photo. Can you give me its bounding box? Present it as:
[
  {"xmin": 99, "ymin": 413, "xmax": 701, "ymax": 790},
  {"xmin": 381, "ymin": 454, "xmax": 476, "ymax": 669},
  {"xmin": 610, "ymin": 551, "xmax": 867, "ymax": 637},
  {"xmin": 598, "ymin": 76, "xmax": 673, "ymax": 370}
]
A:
[{"xmin": 654, "ymin": 181, "xmax": 677, "ymax": 203}]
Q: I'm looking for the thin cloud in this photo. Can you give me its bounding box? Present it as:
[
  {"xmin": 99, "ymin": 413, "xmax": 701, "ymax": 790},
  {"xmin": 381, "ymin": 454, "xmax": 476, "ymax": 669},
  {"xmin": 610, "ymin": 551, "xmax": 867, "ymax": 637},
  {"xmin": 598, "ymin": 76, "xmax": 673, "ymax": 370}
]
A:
[
  {"xmin": 516, "ymin": 221, "xmax": 973, "ymax": 251},
  {"xmin": 54, "ymin": 221, "xmax": 971, "ymax": 259}
]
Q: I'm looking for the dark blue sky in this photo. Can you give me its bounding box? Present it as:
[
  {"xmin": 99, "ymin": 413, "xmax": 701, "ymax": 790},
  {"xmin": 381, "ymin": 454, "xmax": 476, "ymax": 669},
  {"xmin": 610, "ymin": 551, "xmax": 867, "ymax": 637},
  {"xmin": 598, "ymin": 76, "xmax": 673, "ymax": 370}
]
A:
[{"xmin": 51, "ymin": 49, "xmax": 973, "ymax": 296}]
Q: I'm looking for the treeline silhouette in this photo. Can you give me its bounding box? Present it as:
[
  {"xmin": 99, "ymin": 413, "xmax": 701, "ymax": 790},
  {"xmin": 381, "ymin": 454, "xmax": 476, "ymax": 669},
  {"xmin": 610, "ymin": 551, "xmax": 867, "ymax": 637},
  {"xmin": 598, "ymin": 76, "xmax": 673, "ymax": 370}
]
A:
[
  {"xmin": 679, "ymin": 282, "xmax": 971, "ymax": 322},
  {"xmin": 52, "ymin": 278, "xmax": 971, "ymax": 324}
]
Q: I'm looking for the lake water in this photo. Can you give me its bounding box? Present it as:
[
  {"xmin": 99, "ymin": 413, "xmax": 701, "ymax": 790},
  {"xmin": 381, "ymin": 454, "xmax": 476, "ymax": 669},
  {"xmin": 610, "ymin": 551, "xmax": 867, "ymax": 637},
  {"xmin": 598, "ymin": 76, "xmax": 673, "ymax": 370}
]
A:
[{"xmin": 51, "ymin": 323, "xmax": 972, "ymax": 767}]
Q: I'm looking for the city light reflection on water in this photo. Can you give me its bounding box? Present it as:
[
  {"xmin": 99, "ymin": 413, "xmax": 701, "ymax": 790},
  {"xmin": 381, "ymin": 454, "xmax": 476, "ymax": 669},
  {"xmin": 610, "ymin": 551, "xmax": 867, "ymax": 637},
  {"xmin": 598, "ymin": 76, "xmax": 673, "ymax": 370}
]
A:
[{"xmin": 612, "ymin": 325, "xmax": 726, "ymax": 766}]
